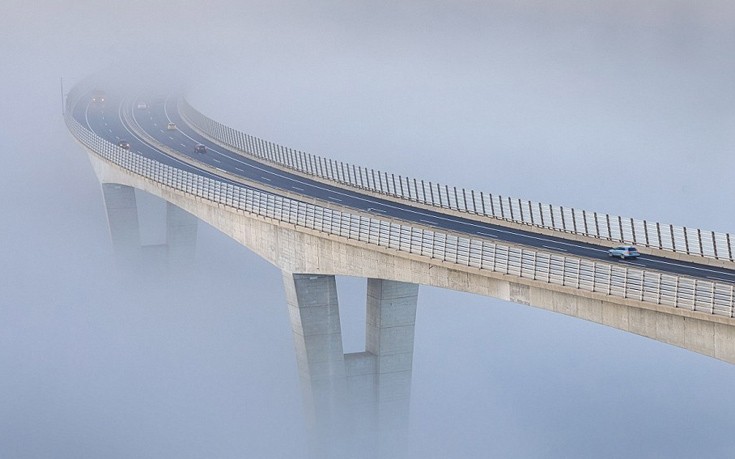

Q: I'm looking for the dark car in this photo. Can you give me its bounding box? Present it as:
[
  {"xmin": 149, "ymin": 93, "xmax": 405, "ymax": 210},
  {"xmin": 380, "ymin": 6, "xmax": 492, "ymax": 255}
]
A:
[
  {"xmin": 117, "ymin": 139, "xmax": 130, "ymax": 150},
  {"xmin": 194, "ymin": 144, "xmax": 206, "ymax": 154}
]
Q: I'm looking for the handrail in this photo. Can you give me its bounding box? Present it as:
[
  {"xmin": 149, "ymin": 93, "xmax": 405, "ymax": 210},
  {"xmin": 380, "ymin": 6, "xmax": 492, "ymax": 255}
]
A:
[{"xmin": 180, "ymin": 99, "xmax": 734, "ymax": 264}]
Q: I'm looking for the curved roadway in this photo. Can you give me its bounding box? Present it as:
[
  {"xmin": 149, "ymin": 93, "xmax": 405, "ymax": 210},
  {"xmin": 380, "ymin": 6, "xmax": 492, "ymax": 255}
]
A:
[{"xmin": 73, "ymin": 88, "xmax": 735, "ymax": 285}]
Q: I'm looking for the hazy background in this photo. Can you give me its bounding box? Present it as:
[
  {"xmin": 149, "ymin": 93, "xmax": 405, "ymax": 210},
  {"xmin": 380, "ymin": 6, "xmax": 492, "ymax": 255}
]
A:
[{"xmin": 2, "ymin": 1, "xmax": 734, "ymax": 458}]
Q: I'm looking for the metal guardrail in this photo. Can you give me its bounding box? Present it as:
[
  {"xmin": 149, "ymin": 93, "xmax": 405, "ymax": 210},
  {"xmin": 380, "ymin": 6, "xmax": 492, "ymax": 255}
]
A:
[
  {"xmin": 66, "ymin": 93, "xmax": 735, "ymax": 320},
  {"xmin": 180, "ymin": 100, "xmax": 734, "ymax": 264}
]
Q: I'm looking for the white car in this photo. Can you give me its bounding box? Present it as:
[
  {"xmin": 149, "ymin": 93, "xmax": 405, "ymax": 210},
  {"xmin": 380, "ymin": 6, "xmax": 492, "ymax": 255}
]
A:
[
  {"xmin": 608, "ymin": 245, "xmax": 640, "ymax": 259},
  {"xmin": 136, "ymin": 101, "xmax": 148, "ymax": 110},
  {"xmin": 167, "ymin": 122, "xmax": 177, "ymax": 131}
]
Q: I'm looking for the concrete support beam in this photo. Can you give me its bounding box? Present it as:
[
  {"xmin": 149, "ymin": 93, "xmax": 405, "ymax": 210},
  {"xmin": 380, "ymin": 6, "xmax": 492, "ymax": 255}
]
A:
[
  {"xmin": 101, "ymin": 183, "xmax": 141, "ymax": 267},
  {"xmin": 283, "ymin": 274, "xmax": 419, "ymax": 459},
  {"xmin": 100, "ymin": 184, "xmax": 198, "ymax": 273},
  {"xmin": 166, "ymin": 201, "xmax": 198, "ymax": 270},
  {"xmin": 365, "ymin": 278, "xmax": 418, "ymax": 459},
  {"xmin": 282, "ymin": 273, "xmax": 348, "ymax": 459}
]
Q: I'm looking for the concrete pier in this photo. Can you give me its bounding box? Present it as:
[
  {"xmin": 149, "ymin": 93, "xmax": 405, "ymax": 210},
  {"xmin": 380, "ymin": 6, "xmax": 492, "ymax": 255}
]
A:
[
  {"xmin": 165, "ymin": 201, "xmax": 198, "ymax": 271},
  {"xmin": 283, "ymin": 274, "xmax": 418, "ymax": 459},
  {"xmin": 101, "ymin": 183, "xmax": 141, "ymax": 266},
  {"xmin": 101, "ymin": 183, "xmax": 197, "ymax": 272}
]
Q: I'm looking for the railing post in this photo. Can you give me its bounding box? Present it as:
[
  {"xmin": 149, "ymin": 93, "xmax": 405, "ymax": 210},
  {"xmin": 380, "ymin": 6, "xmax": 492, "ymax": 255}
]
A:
[
  {"xmin": 590, "ymin": 261, "xmax": 596, "ymax": 292},
  {"xmin": 670, "ymin": 226, "xmax": 677, "ymax": 252},
  {"xmin": 539, "ymin": 203, "xmax": 545, "ymax": 227},
  {"xmin": 518, "ymin": 199, "xmax": 524, "ymax": 223},
  {"xmin": 549, "ymin": 205, "xmax": 555, "ymax": 229},
  {"xmin": 712, "ymin": 232, "xmax": 718, "ymax": 259},
  {"xmin": 630, "ymin": 218, "xmax": 636, "ymax": 244},
  {"xmin": 560, "ymin": 206, "xmax": 566, "ymax": 231},
  {"xmin": 692, "ymin": 279, "xmax": 698, "ymax": 311},
  {"xmin": 508, "ymin": 197, "xmax": 514, "ymax": 221},
  {"xmin": 697, "ymin": 228, "xmax": 704, "ymax": 257},
  {"xmin": 529, "ymin": 201, "xmax": 535, "ymax": 225}
]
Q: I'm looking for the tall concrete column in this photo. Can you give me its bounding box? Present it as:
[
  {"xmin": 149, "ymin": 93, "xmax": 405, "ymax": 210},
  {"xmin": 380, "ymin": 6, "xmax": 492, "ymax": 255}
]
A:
[
  {"xmin": 365, "ymin": 278, "xmax": 418, "ymax": 458},
  {"xmin": 166, "ymin": 201, "xmax": 198, "ymax": 271},
  {"xmin": 282, "ymin": 272, "xmax": 348, "ymax": 459},
  {"xmin": 101, "ymin": 184, "xmax": 198, "ymax": 273},
  {"xmin": 283, "ymin": 273, "xmax": 418, "ymax": 459},
  {"xmin": 101, "ymin": 183, "xmax": 141, "ymax": 267}
]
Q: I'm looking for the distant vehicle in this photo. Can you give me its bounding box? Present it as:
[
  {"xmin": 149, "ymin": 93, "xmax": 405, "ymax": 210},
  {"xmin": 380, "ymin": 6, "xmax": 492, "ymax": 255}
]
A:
[
  {"xmin": 117, "ymin": 140, "xmax": 130, "ymax": 150},
  {"xmin": 194, "ymin": 144, "xmax": 206, "ymax": 154},
  {"xmin": 167, "ymin": 122, "xmax": 177, "ymax": 131},
  {"xmin": 136, "ymin": 101, "xmax": 148, "ymax": 110},
  {"xmin": 608, "ymin": 245, "xmax": 640, "ymax": 259},
  {"xmin": 92, "ymin": 90, "xmax": 106, "ymax": 103}
]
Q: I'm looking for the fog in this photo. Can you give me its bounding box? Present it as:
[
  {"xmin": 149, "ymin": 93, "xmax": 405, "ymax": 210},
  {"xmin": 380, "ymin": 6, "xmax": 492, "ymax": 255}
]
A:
[{"xmin": 2, "ymin": 1, "xmax": 735, "ymax": 458}]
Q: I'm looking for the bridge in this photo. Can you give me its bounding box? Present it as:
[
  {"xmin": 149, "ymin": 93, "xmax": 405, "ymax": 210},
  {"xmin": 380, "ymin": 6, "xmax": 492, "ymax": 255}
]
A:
[{"xmin": 65, "ymin": 73, "xmax": 735, "ymax": 458}]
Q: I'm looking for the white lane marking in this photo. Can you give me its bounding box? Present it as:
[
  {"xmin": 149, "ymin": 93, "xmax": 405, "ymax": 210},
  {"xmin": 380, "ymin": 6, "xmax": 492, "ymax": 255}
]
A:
[
  {"xmin": 292, "ymin": 186, "xmax": 304, "ymax": 191},
  {"xmin": 212, "ymin": 157, "xmax": 221, "ymax": 163},
  {"xmin": 235, "ymin": 167, "xmax": 244, "ymax": 172},
  {"xmin": 180, "ymin": 143, "xmax": 187, "ymax": 148},
  {"xmin": 328, "ymin": 196, "xmax": 343, "ymax": 202},
  {"xmin": 543, "ymin": 245, "xmax": 566, "ymax": 252},
  {"xmin": 367, "ymin": 207, "xmax": 386, "ymax": 213},
  {"xmin": 420, "ymin": 219, "xmax": 437, "ymax": 225},
  {"xmin": 477, "ymin": 231, "xmax": 498, "ymax": 238},
  {"xmin": 261, "ymin": 176, "xmax": 272, "ymax": 181},
  {"xmin": 707, "ymin": 276, "xmax": 734, "ymax": 282},
  {"xmin": 82, "ymin": 99, "xmax": 735, "ymax": 287},
  {"xmin": 168, "ymin": 136, "xmax": 175, "ymax": 140},
  {"xmin": 150, "ymin": 104, "xmax": 735, "ymax": 279}
]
